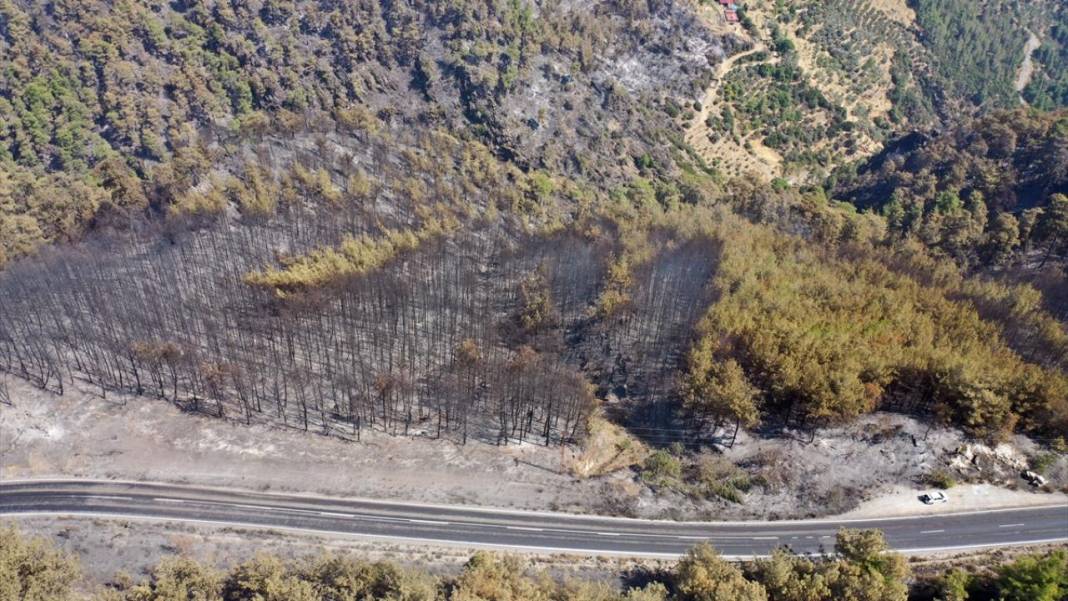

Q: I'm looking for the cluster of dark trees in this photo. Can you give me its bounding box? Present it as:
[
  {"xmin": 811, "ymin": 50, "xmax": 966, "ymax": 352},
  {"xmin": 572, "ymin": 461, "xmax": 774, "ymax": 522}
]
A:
[
  {"xmin": 910, "ymin": 0, "xmax": 1030, "ymax": 107},
  {"xmin": 0, "ymin": 206, "xmax": 721, "ymax": 445},
  {"xmin": 6, "ymin": 189, "xmax": 1067, "ymax": 445},
  {"xmin": 834, "ymin": 109, "xmax": 1068, "ymax": 275}
]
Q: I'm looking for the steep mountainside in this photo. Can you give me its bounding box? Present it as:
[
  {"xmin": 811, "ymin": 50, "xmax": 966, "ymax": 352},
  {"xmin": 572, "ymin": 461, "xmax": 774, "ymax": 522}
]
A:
[{"xmin": 0, "ymin": 0, "xmax": 741, "ymax": 264}]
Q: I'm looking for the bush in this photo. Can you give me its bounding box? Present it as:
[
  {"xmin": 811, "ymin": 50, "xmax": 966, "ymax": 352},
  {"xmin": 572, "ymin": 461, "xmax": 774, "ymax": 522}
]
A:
[
  {"xmin": 995, "ymin": 549, "xmax": 1068, "ymax": 601},
  {"xmin": 707, "ymin": 481, "xmax": 746, "ymax": 504},
  {"xmin": 641, "ymin": 449, "xmax": 682, "ymax": 485},
  {"xmin": 694, "ymin": 454, "xmax": 750, "ymax": 504},
  {"xmin": 926, "ymin": 469, "xmax": 957, "ymax": 489},
  {"xmin": 1030, "ymin": 452, "xmax": 1057, "ymax": 475},
  {"xmin": 0, "ymin": 525, "xmax": 81, "ymax": 601}
]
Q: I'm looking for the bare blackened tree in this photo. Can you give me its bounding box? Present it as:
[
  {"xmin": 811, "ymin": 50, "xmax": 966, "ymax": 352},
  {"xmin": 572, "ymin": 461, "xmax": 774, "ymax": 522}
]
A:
[{"xmin": 0, "ymin": 206, "xmax": 716, "ymax": 447}]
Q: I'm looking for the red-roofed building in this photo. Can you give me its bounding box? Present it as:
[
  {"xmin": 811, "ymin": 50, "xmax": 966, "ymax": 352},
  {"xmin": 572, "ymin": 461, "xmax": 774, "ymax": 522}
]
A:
[{"xmin": 725, "ymin": 9, "xmax": 739, "ymax": 22}]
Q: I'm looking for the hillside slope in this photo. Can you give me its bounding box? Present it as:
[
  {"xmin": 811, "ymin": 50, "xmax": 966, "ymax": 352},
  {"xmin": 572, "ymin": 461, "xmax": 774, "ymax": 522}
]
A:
[
  {"xmin": 684, "ymin": 0, "xmax": 1068, "ymax": 184},
  {"xmin": 0, "ymin": 0, "xmax": 1066, "ymax": 511},
  {"xmin": 0, "ymin": 0, "xmax": 741, "ymax": 263}
]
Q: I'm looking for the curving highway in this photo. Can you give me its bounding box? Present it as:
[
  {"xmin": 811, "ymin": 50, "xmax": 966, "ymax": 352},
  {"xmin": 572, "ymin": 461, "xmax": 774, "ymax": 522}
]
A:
[{"xmin": 1, "ymin": 480, "xmax": 1065, "ymax": 558}]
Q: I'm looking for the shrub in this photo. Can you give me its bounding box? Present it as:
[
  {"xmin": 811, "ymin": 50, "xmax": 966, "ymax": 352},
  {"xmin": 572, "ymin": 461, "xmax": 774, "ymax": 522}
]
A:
[
  {"xmin": 0, "ymin": 525, "xmax": 81, "ymax": 601},
  {"xmin": 995, "ymin": 549, "xmax": 1068, "ymax": 601},
  {"xmin": 1030, "ymin": 453, "xmax": 1057, "ymax": 475},
  {"xmin": 926, "ymin": 469, "xmax": 957, "ymax": 489},
  {"xmin": 641, "ymin": 449, "xmax": 682, "ymax": 485}
]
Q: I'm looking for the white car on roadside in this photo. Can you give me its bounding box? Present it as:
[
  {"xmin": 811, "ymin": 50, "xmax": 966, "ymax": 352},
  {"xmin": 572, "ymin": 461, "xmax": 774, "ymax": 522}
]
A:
[{"xmin": 920, "ymin": 491, "xmax": 948, "ymax": 505}]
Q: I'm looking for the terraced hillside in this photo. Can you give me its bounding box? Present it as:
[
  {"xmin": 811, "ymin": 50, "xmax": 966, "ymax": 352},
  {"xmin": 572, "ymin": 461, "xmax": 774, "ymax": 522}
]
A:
[
  {"xmin": 687, "ymin": 0, "xmax": 932, "ymax": 183},
  {"xmin": 687, "ymin": 0, "xmax": 1066, "ymax": 184}
]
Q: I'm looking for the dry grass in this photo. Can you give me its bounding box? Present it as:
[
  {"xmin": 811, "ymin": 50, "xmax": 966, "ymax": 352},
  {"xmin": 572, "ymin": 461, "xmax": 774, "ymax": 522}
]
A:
[
  {"xmin": 868, "ymin": 0, "xmax": 917, "ymax": 26},
  {"xmin": 686, "ymin": 56, "xmax": 784, "ymax": 180},
  {"xmin": 567, "ymin": 411, "xmax": 648, "ymax": 478},
  {"xmin": 786, "ymin": 23, "xmax": 894, "ymax": 127}
]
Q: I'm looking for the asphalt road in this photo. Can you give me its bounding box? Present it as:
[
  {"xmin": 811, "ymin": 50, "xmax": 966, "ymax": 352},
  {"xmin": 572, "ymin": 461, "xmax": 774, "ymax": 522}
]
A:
[{"xmin": 1, "ymin": 480, "xmax": 1065, "ymax": 558}]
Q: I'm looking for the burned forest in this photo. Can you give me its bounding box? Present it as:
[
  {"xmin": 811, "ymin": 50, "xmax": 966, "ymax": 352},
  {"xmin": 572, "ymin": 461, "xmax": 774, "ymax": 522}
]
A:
[{"xmin": 0, "ymin": 199, "xmax": 723, "ymax": 447}]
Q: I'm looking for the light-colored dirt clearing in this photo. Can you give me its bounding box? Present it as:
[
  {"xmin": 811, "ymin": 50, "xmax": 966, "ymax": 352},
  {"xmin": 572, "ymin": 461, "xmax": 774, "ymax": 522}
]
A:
[
  {"xmin": 686, "ymin": 1, "xmax": 783, "ymax": 181},
  {"xmin": 868, "ymin": 0, "xmax": 917, "ymax": 26},
  {"xmin": 1016, "ymin": 29, "xmax": 1042, "ymax": 94},
  {"xmin": 3, "ymin": 374, "xmax": 1064, "ymax": 521}
]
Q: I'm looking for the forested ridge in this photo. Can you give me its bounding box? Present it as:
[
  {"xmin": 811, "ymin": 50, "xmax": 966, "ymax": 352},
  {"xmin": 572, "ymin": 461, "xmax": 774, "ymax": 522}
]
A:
[
  {"xmin": 836, "ymin": 110, "xmax": 1068, "ymax": 262},
  {"xmin": 4, "ymin": 524, "xmax": 1068, "ymax": 601},
  {"xmin": 834, "ymin": 109, "xmax": 1068, "ymax": 322},
  {"xmin": 0, "ymin": 0, "xmax": 733, "ymax": 264},
  {"xmin": 1, "ymin": 0, "xmax": 1067, "ymax": 464},
  {"xmin": 910, "ymin": 0, "xmax": 1068, "ymax": 111}
]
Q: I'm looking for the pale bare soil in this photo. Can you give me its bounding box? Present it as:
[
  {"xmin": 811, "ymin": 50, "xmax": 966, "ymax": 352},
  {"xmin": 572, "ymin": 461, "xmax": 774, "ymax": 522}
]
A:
[
  {"xmin": 0, "ymin": 376, "xmax": 611, "ymax": 514},
  {"xmin": 839, "ymin": 483, "xmax": 1068, "ymax": 519},
  {"xmin": 1015, "ymin": 30, "xmax": 1042, "ymax": 94},
  {"xmin": 787, "ymin": 24, "xmax": 894, "ymax": 125},
  {"xmin": 2, "ymin": 375, "xmax": 1064, "ymax": 521},
  {"xmin": 868, "ymin": 0, "xmax": 917, "ymax": 26},
  {"xmin": 687, "ymin": 0, "xmax": 924, "ymax": 183},
  {"xmin": 687, "ymin": 3, "xmax": 783, "ymax": 182}
]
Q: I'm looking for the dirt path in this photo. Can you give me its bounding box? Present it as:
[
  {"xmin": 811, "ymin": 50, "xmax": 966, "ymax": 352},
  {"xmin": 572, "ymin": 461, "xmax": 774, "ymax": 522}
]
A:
[
  {"xmin": 688, "ymin": 45, "xmax": 766, "ymax": 137},
  {"xmin": 1015, "ymin": 30, "xmax": 1041, "ymax": 95},
  {"xmin": 685, "ymin": 42, "xmax": 784, "ymax": 181}
]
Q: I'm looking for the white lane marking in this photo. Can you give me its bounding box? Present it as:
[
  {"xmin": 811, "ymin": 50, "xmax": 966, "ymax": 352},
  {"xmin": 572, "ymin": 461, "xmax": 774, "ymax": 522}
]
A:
[
  {"xmin": 152, "ymin": 498, "xmax": 410, "ymax": 524},
  {"xmin": 158, "ymin": 499, "xmax": 347, "ymax": 519},
  {"xmin": 677, "ymin": 535, "xmax": 777, "ymax": 541},
  {"xmin": 187, "ymin": 500, "xmax": 275, "ymax": 512},
  {"xmin": 270, "ymin": 506, "xmax": 321, "ymax": 515},
  {"xmin": 407, "ymin": 519, "xmax": 450, "ymax": 525},
  {"xmin": 149, "ymin": 498, "xmax": 365, "ymax": 522},
  {"xmin": 921, "ymin": 529, "xmax": 945, "ymax": 534},
  {"xmin": 349, "ymin": 515, "xmax": 407, "ymax": 524},
  {"xmin": 7, "ymin": 478, "xmax": 1065, "ymax": 527},
  {"xmin": 597, "ymin": 532, "xmax": 621, "ymax": 536},
  {"xmin": 507, "ymin": 526, "xmax": 544, "ymax": 532},
  {"xmin": 234, "ymin": 503, "xmax": 275, "ymax": 511},
  {"xmin": 999, "ymin": 523, "xmax": 1025, "ymax": 528},
  {"xmin": 8, "ymin": 511, "xmax": 1067, "ymax": 560},
  {"xmin": 86, "ymin": 495, "xmax": 133, "ymax": 502}
]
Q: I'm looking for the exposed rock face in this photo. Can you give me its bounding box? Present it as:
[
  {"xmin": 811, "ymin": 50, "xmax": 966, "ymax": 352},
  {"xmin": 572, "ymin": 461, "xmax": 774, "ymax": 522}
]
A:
[{"xmin": 949, "ymin": 443, "xmax": 1029, "ymax": 482}]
